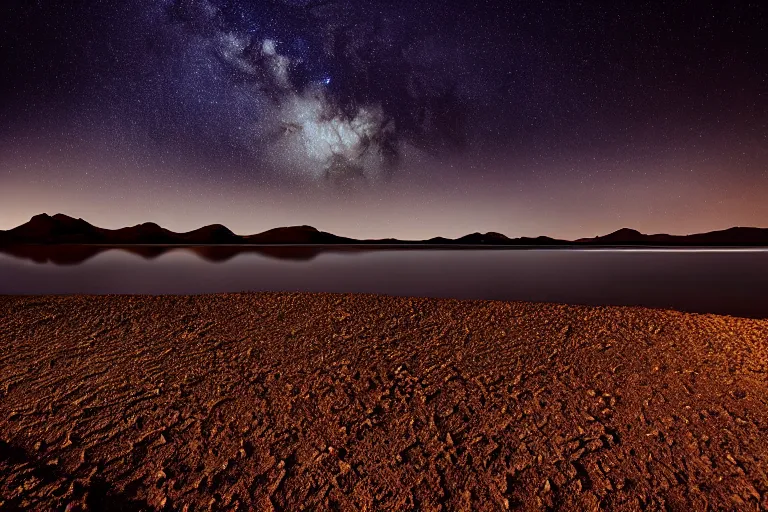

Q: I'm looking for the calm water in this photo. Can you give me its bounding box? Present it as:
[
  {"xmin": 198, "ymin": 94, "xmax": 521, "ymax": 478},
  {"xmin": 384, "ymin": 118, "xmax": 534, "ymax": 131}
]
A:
[{"xmin": 1, "ymin": 246, "xmax": 767, "ymax": 318}]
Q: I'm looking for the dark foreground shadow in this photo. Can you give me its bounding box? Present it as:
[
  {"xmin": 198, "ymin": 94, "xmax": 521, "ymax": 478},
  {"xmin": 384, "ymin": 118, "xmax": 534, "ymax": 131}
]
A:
[{"xmin": 0, "ymin": 439, "xmax": 153, "ymax": 511}]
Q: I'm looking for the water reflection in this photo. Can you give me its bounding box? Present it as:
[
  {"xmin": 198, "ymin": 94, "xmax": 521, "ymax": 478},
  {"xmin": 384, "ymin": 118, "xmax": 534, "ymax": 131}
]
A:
[
  {"xmin": 1, "ymin": 245, "xmax": 767, "ymax": 318},
  {"xmin": 0, "ymin": 244, "xmax": 374, "ymax": 264}
]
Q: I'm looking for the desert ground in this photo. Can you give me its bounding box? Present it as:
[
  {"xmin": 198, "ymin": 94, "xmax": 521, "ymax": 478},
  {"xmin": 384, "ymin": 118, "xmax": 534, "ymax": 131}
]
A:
[{"xmin": 1, "ymin": 293, "xmax": 767, "ymax": 511}]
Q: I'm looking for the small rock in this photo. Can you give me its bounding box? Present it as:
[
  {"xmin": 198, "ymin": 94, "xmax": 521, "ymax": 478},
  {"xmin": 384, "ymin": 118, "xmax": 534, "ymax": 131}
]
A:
[{"xmin": 731, "ymin": 389, "xmax": 747, "ymax": 399}]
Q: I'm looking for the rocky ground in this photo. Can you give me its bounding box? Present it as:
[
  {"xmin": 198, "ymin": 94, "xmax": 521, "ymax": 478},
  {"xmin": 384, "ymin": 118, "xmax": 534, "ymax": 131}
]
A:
[{"xmin": 1, "ymin": 293, "xmax": 767, "ymax": 511}]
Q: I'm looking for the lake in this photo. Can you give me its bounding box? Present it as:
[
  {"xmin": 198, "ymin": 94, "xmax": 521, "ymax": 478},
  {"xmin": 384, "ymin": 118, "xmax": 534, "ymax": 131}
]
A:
[{"xmin": 1, "ymin": 245, "xmax": 766, "ymax": 318}]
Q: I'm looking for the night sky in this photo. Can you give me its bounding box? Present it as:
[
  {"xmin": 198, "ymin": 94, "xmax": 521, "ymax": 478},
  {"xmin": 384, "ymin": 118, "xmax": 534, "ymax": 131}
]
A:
[{"xmin": 1, "ymin": 0, "xmax": 766, "ymax": 239}]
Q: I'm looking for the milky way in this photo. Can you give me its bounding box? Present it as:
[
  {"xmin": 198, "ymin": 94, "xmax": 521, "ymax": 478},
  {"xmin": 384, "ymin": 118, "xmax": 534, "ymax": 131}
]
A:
[
  {"xmin": 159, "ymin": 1, "xmax": 396, "ymax": 183},
  {"xmin": 126, "ymin": 0, "xmax": 473, "ymax": 186}
]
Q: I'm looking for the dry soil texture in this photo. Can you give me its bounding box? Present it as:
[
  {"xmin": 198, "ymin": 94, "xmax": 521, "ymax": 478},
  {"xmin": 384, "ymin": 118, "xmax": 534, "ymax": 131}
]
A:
[{"xmin": 1, "ymin": 293, "xmax": 767, "ymax": 511}]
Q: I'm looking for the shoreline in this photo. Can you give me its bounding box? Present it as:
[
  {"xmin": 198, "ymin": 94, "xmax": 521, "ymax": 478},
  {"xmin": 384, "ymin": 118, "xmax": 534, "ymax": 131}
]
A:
[
  {"xmin": 5, "ymin": 242, "xmax": 768, "ymax": 249},
  {"xmin": 1, "ymin": 293, "xmax": 767, "ymax": 509}
]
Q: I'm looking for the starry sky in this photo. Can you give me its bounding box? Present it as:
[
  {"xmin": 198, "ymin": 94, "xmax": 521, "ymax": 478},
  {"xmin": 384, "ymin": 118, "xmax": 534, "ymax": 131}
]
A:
[{"xmin": 1, "ymin": 0, "xmax": 766, "ymax": 239}]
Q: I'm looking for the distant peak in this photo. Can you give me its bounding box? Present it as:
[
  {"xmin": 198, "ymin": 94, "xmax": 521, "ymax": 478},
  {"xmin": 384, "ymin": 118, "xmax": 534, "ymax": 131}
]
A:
[
  {"xmin": 25, "ymin": 213, "xmax": 59, "ymax": 227},
  {"xmin": 609, "ymin": 228, "xmax": 643, "ymax": 236},
  {"xmin": 272, "ymin": 225, "xmax": 320, "ymax": 233},
  {"xmin": 202, "ymin": 223, "xmax": 234, "ymax": 231},
  {"xmin": 194, "ymin": 224, "xmax": 236, "ymax": 235}
]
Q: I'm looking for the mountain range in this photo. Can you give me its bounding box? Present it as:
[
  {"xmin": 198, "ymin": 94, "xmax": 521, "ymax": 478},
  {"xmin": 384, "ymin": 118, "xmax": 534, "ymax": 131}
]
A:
[{"xmin": 1, "ymin": 213, "xmax": 768, "ymax": 246}]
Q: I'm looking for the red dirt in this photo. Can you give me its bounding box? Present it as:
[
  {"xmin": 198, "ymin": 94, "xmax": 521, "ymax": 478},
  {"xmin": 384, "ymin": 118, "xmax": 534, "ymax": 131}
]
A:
[{"xmin": 1, "ymin": 293, "xmax": 767, "ymax": 510}]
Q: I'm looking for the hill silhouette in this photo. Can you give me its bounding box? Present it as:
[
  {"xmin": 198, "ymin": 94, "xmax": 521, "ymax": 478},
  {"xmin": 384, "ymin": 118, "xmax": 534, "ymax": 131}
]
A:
[
  {"xmin": 577, "ymin": 227, "xmax": 768, "ymax": 246},
  {"xmin": 1, "ymin": 214, "xmax": 767, "ymax": 246}
]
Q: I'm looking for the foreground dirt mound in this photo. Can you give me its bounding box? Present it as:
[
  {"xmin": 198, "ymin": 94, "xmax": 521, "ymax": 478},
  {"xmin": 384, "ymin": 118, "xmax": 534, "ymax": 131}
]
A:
[{"xmin": 1, "ymin": 293, "xmax": 767, "ymax": 511}]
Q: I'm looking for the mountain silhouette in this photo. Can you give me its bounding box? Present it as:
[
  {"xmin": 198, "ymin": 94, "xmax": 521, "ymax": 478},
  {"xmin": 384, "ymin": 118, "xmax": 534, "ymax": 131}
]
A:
[
  {"xmin": 244, "ymin": 225, "xmax": 354, "ymax": 244},
  {"xmin": 577, "ymin": 226, "xmax": 768, "ymax": 246},
  {"xmin": 1, "ymin": 214, "xmax": 767, "ymax": 246}
]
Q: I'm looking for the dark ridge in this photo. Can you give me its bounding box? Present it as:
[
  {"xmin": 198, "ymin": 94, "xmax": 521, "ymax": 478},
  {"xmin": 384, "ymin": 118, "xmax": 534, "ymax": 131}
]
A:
[
  {"xmin": 1, "ymin": 214, "xmax": 768, "ymax": 246},
  {"xmin": 577, "ymin": 226, "xmax": 768, "ymax": 246},
  {"xmin": 455, "ymin": 232, "xmax": 512, "ymax": 244},
  {"xmin": 244, "ymin": 225, "xmax": 355, "ymax": 245},
  {"xmin": 180, "ymin": 224, "xmax": 240, "ymax": 244}
]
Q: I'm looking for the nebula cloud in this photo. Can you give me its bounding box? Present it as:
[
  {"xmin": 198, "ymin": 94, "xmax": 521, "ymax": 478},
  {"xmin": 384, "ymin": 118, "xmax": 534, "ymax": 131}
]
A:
[
  {"xmin": 271, "ymin": 92, "xmax": 396, "ymax": 184},
  {"xmin": 165, "ymin": 1, "xmax": 403, "ymax": 186},
  {"xmin": 240, "ymin": 38, "xmax": 398, "ymax": 184}
]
